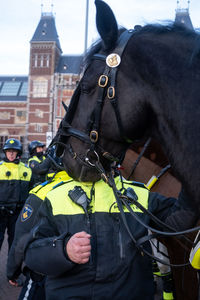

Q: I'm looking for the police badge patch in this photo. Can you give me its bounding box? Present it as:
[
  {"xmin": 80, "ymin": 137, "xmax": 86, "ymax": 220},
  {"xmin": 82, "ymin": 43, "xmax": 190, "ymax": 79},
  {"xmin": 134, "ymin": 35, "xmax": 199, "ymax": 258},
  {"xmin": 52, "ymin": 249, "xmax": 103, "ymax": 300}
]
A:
[
  {"xmin": 30, "ymin": 162, "xmax": 35, "ymax": 168},
  {"xmin": 21, "ymin": 204, "xmax": 33, "ymax": 222}
]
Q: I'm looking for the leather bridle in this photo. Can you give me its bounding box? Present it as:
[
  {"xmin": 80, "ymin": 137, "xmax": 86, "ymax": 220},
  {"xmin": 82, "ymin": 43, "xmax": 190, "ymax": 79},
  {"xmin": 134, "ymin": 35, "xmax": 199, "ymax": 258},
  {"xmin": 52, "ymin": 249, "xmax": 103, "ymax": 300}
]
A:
[
  {"xmin": 56, "ymin": 29, "xmax": 135, "ymax": 182},
  {"xmin": 54, "ymin": 29, "xmax": 200, "ymax": 267}
]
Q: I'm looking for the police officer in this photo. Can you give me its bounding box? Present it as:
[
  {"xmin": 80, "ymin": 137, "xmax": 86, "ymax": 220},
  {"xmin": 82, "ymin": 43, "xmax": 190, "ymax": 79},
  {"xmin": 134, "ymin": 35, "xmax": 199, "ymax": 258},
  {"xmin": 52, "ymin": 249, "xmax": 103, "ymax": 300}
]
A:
[
  {"xmin": 0, "ymin": 138, "xmax": 32, "ymax": 251},
  {"xmin": 7, "ymin": 170, "xmax": 71, "ymax": 298},
  {"xmin": 7, "ymin": 149, "xmax": 70, "ymax": 299},
  {"xmin": 28, "ymin": 140, "xmax": 51, "ymax": 186},
  {"xmin": 24, "ymin": 175, "xmax": 197, "ymax": 300}
]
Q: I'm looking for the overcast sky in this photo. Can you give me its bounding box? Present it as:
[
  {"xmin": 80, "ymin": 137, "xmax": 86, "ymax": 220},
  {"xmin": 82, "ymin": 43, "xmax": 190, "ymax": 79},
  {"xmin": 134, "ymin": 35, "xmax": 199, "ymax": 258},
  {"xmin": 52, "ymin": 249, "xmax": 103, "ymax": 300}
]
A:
[{"xmin": 1, "ymin": 0, "xmax": 200, "ymax": 75}]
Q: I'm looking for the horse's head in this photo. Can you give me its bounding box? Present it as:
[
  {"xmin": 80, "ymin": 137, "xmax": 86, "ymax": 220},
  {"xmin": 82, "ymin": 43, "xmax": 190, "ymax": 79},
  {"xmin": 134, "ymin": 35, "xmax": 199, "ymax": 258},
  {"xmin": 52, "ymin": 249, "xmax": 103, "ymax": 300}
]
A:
[
  {"xmin": 57, "ymin": 0, "xmax": 200, "ymax": 188},
  {"xmin": 56, "ymin": 0, "xmax": 152, "ymax": 182}
]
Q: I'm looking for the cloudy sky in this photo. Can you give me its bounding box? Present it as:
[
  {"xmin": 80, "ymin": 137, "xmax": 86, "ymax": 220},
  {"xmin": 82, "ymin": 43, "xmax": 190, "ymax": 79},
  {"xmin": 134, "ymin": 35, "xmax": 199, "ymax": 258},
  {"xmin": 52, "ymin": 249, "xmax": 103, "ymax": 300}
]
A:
[{"xmin": 1, "ymin": 0, "xmax": 200, "ymax": 75}]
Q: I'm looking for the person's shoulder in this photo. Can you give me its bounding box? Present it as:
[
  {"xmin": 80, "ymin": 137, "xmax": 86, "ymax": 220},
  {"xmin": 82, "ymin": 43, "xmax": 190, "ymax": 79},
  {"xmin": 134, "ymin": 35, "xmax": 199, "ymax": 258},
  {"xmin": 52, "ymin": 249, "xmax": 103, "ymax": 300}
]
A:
[
  {"xmin": 28, "ymin": 156, "xmax": 38, "ymax": 168},
  {"xmin": 45, "ymin": 179, "xmax": 75, "ymax": 200},
  {"xmin": 20, "ymin": 161, "xmax": 30, "ymax": 167},
  {"xmin": 30, "ymin": 178, "xmax": 69, "ymax": 200},
  {"xmin": 28, "ymin": 156, "xmax": 37, "ymax": 162},
  {"xmin": 28, "ymin": 156, "xmax": 34, "ymax": 160},
  {"xmin": 19, "ymin": 161, "xmax": 32, "ymax": 171},
  {"xmin": 0, "ymin": 160, "xmax": 15, "ymax": 167}
]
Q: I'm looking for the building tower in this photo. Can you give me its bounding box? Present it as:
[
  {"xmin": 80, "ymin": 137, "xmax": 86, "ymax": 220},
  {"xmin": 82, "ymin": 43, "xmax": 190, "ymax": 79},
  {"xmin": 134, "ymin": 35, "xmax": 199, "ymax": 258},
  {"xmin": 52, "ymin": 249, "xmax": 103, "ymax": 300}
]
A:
[
  {"xmin": 175, "ymin": 0, "xmax": 194, "ymax": 30},
  {"xmin": 26, "ymin": 11, "xmax": 62, "ymax": 145}
]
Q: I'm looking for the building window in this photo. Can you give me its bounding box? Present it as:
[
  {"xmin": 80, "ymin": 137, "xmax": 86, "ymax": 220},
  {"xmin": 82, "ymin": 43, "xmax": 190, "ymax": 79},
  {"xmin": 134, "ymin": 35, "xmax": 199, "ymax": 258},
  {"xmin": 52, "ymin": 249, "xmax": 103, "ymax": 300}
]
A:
[
  {"xmin": 46, "ymin": 55, "xmax": 49, "ymax": 67},
  {"xmin": 16, "ymin": 111, "xmax": 26, "ymax": 118},
  {"xmin": 19, "ymin": 82, "xmax": 28, "ymax": 96},
  {"xmin": 40, "ymin": 55, "xmax": 44, "ymax": 67},
  {"xmin": 35, "ymin": 124, "xmax": 43, "ymax": 133},
  {"xmin": 0, "ymin": 81, "xmax": 21, "ymax": 96},
  {"xmin": 32, "ymin": 54, "xmax": 50, "ymax": 68},
  {"xmin": 16, "ymin": 110, "xmax": 26, "ymax": 123},
  {"xmin": 32, "ymin": 79, "xmax": 48, "ymax": 98},
  {"xmin": 33, "ymin": 54, "xmax": 38, "ymax": 67}
]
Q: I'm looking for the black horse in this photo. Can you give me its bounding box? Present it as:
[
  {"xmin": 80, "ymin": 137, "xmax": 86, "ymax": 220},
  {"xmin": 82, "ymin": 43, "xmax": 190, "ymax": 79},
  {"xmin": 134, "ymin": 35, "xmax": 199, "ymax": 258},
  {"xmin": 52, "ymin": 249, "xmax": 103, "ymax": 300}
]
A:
[
  {"xmin": 53, "ymin": 1, "xmax": 200, "ymax": 299},
  {"xmin": 58, "ymin": 0, "xmax": 200, "ymax": 212}
]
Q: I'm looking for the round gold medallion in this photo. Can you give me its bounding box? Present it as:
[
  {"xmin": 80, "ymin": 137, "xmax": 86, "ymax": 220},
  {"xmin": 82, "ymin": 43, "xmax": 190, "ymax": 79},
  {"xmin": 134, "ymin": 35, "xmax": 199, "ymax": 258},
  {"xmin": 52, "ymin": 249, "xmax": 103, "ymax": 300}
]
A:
[{"xmin": 106, "ymin": 53, "xmax": 121, "ymax": 68}]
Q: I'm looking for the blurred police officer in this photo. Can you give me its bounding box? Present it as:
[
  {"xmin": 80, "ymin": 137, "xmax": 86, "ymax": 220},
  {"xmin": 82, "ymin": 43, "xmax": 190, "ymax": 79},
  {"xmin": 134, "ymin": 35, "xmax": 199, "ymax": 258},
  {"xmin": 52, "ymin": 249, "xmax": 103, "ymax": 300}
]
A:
[
  {"xmin": 0, "ymin": 138, "xmax": 32, "ymax": 251},
  {"xmin": 28, "ymin": 140, "xmax": 51, "ymax": 186}
]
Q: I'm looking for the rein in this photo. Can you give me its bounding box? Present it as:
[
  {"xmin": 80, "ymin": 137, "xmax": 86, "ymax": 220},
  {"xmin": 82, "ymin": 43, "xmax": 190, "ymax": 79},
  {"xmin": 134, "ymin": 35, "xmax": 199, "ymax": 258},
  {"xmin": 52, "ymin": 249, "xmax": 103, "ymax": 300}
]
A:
[
  {"xmin": 56, "ymin": 29, "xmax": 198, "ymax": 267},
  {"xmin": 108, "ymin": 172, "xmax": 199, "ymax": 268}
]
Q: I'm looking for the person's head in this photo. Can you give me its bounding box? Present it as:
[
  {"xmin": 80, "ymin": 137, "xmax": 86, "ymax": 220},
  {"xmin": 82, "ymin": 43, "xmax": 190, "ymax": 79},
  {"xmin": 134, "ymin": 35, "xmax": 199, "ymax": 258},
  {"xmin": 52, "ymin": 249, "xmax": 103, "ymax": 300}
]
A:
[
  {"xmin": 28, "ymin": 140, "xmax": 45, "ymax": 157},
  {"xmin": 3, "ymin": 139, "xmax": 22, "ymax": 162}
]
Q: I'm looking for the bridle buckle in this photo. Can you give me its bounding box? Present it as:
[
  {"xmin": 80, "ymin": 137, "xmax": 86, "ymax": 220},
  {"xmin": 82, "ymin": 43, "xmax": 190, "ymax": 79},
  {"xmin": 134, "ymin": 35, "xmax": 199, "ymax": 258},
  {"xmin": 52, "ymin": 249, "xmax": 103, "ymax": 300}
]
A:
[
  {"xmin": 107, "ymin": 86, "xmax": 115, "ymax": 99},
  {"xmin": 90, "ymin": 130, "xmax": 98, "ymax": 143},
  {"xmin": 98, "ymin": 75, "xmax": 108, "ymax": 87}
]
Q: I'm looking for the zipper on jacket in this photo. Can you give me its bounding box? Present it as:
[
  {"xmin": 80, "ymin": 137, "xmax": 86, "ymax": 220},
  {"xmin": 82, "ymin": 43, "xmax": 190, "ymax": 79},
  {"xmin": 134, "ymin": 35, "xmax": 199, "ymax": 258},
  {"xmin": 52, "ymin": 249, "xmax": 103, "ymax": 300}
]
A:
[{"xmin": 117, "ymin": 219, "xmax": 125, "ymax": 259}]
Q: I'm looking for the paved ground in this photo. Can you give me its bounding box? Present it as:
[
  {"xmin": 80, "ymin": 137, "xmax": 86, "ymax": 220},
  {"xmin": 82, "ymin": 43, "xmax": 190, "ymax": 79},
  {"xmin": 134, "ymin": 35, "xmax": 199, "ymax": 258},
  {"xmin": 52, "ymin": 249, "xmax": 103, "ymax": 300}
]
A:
[
  {"xmin": 0, "ymin": 233, "xmax": 162, "ymax": 300},
  {"xmin": 155, "ymin": 277, "xmax": 163, "ymax": 300},
  {"xmin": 0, "ymin": 235, "xmax": 22, "ymax": 300}
]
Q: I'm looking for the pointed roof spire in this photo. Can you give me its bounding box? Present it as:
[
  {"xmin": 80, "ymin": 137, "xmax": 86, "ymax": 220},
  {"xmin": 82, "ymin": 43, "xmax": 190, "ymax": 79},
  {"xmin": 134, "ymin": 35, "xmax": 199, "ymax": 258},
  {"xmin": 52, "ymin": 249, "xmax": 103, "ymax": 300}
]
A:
[
  {"xmin": 175, "ymin": 0, "xmax": 194, "ymax": 30},
  {"xmin": 31, "ymin": 12, "xmax": 62, "ymax": 52}
]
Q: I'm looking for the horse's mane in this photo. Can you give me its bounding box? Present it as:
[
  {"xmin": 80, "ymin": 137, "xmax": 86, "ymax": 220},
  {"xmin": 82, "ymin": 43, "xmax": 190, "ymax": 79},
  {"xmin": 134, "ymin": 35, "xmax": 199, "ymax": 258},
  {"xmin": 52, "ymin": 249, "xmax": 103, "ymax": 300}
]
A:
[
  {"xmin": 84, "ymin": 23, "xmax": 200, "ymax": 68},
  {"xmin": 137, "ymin": 22, "xmax": 197, "ymax": 37}
]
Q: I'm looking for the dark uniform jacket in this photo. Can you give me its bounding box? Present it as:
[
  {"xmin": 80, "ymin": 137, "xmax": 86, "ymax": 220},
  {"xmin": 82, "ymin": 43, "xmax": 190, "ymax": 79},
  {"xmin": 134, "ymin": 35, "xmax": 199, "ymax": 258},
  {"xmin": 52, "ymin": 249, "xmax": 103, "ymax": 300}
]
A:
[
  {"xmin": 28, "ymin": 156, "xmax": 51, "ymax": 187},
  {"xmin": 0, "ymin": 160, "xmax": 32, "ymax": 212},
  {"xmin": 25, "ymin": 177, "xmax": 196, "ymax": 300},
  {"xmin": 7, "ymin": 171, "xmax": 71, "ymax": 281}
]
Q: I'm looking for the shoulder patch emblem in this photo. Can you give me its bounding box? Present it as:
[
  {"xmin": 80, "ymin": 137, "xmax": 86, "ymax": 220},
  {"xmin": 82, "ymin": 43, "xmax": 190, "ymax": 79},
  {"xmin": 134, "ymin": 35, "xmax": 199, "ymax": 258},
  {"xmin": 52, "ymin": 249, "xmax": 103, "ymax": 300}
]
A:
[
  {"xmin": 21, "ymin": 204, "xmax": 33, "ymax": 222},
  {"xmin": 30, "ymin": 162, "xmax": 35, "ymax": 168}
]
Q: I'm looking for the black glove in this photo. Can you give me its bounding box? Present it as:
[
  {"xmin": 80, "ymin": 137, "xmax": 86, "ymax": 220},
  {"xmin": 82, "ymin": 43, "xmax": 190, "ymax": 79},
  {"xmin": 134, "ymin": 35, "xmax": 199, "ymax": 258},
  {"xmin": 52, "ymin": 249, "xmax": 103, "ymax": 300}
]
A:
[
  {"xmin": 46, "ymin": 146, "xmax": 64, "ymax": 171},
  {"xmin": 46, "ymin": 145, "xmax": 56, "ymax": 159}
]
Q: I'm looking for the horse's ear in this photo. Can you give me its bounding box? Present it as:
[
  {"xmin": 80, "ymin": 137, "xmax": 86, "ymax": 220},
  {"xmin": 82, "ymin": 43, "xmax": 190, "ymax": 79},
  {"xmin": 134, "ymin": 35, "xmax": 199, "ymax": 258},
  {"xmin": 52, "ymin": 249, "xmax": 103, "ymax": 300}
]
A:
[{"xmin": 95, "ymin": 0, "xmax": 118, "ymax": 50}]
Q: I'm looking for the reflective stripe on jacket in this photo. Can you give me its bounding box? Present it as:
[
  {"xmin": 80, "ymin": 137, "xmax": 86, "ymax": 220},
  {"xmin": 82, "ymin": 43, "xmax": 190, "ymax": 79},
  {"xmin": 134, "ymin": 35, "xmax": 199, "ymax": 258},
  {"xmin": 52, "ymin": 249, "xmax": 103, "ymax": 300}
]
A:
[
  {"xmin": 0, "ymin": 161, "xmax": 32, "ymax": 206},
  {"xmin": 28, "ymin": 155, "xmax": 45, "ymax": 165},
  {"xmin": 28, "ymin": 155, "xmax": 47, "ymax": 186}
]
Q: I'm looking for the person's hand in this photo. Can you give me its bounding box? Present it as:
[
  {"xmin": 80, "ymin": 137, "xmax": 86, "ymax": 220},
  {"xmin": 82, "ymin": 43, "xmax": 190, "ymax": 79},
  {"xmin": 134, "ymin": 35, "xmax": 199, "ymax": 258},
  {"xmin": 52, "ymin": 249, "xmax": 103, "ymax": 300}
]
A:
[
  {"xmin": 66, "ymin": 231, "xmax": 91, "ymax": 264},
  {"xmin": 8, "ymin": 279, "xmax": 19, "ymax": 287},
  {"xmin": 46, "ymin": 145, "xmax": 56, "ymax": 159}
]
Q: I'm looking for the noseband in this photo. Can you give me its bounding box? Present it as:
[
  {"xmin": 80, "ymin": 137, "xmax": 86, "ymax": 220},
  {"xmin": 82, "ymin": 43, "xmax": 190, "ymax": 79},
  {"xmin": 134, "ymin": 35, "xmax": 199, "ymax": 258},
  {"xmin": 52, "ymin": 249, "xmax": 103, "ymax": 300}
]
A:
[{"xmin": 57, "ymin": 29, "xmax": 135, "ymax": 181}]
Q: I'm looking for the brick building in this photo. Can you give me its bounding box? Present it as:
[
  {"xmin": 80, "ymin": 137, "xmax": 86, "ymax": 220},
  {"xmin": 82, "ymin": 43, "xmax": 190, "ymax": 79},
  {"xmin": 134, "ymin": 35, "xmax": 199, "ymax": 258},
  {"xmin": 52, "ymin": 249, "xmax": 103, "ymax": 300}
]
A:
[
  {"xmin": 0, "ymin": 12, "xmax": 82, "ymax": 158},
  {"xmin": 0, "ymin": 5, "xmax": 195, "ymax": 158}
]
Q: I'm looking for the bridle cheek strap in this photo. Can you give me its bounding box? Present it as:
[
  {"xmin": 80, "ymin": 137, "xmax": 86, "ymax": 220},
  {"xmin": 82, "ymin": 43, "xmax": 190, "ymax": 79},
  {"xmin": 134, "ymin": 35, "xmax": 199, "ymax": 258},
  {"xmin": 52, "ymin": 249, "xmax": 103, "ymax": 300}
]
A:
[
  {"xmin": 90, "ymin": 29, "xmax": 135, "ymax": 147},
  {"xmin": 56, "ymin": 30, "xmax": 135, "ymax": 179}
]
